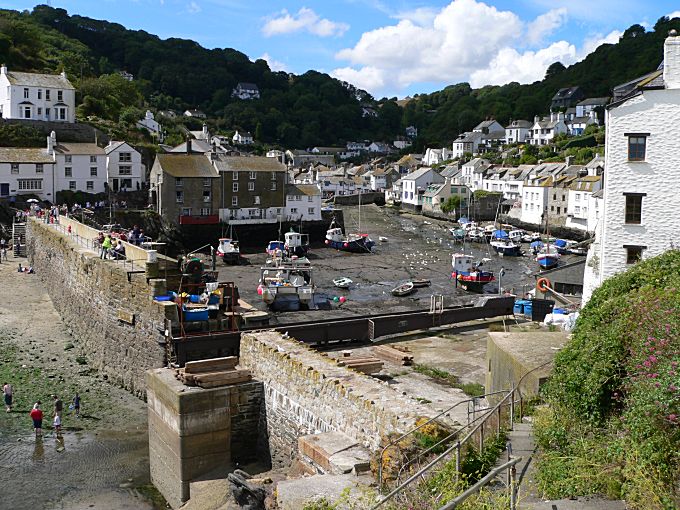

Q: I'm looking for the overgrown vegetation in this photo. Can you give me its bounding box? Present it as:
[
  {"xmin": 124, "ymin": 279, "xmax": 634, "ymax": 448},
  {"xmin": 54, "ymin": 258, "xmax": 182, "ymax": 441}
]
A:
[
  {"xmin": 413, "ymin": 363, "xmax": 485, "ymax": 397},
  {"xmin": 535, "ymin": 250, "xmax": 680, "ymax": 509}
]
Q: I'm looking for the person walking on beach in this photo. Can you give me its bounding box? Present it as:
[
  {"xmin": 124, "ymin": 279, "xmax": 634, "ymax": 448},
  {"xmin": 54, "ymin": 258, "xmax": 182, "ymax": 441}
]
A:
[
  {"xmin": 53, "ymin": 413, "xmax": 61, "ymax": 434},
  {"xmin": 3, "ymin": 382, "xmax": 13, "ymax": 412},
  {"xmin": 53, "ymin": 395, "xmax": 63, "ymax": 418},
  {"xmin": 72, "ymin": 392, "xmax": 81, "ymax": 418},
  {"xmin": 30, "ymin": 402, "xmax": 43, "ymax": 436}
]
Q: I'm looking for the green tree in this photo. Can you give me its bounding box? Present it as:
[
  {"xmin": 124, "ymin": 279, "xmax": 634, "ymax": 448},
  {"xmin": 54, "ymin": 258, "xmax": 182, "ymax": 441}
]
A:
[{"xmin": 441, "ymin": 195, "xmax": 461, "ymax": 214}]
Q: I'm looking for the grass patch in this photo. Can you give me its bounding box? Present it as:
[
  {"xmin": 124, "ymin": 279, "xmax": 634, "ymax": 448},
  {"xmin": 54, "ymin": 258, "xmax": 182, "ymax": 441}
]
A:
[
  {"xmin": 413, "ymin": 363, "xmax": 486, "ymax": 397},
  {"xmin": 136, "ymin": 484, "xmax": 168, "ymax": 509}
]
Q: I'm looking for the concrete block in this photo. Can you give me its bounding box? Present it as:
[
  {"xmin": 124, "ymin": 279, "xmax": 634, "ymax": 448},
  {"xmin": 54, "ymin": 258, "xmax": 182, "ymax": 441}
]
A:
[
  {"xmin": 276, "ymin": 474, "xmax": 374, "ymax": 510},
  {"xmin": 299, "ymin": 432, "xmax": 358, "ymax": 474}
]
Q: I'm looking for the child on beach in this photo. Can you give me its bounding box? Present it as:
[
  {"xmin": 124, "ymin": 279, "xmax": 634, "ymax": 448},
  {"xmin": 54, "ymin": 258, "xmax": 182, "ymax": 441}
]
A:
[
  {"xmin": 3, "ymin": 382, "xmax": 12, "ymax": 412},
  {"xmin": 53, "ymin": 414, "xmax": 61, "ymax": 434}
]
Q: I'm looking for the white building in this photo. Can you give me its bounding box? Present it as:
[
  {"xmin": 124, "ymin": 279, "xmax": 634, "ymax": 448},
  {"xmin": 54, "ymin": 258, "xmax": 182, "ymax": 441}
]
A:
[
  {"xmin": 460, "ymin": 158, "xmax": 490, "ymax": 190},
  {"xmin": 530, "ymin": 113, "xmax": 568, "ymax": 145},
  {"xmin": 0, "ymin": 147, "xmax": 55, "ymax": 200},
  {"xmin": 232, "ymin": 82, "xmax": 260, "ymax": 100},
  {"xmin": 136, "ymin": 110, "xmax": 161, "ymax": 137},
  {"xmin": 520, "ymin": 173, "xmax": 551, "ymax": 225},
  {"xmin": 452, "ymin": 132, "xmax": 482, "ymax": 159},
  {"xmin": 583, "ymin": 32, "xmax": 680, "ymax": 303},
  {"xmin": 0, "ymin": 65, "xmax": 75, "ymax": 122},
  {"xmin": 400, "ymin": 167, "xmax": 445, "ymax": 210},
  {"xmin": 184, "ymin": 109, "xmax": 206, "ymax": 119},
  {"xmin": 105, "ymin": 141, "xmax": 145, "ymax": 192},
  {"xmin": 285, "ymin": 184, "xmax": 322, "ymax": 221},
  {"xmin": 50, "ymin": 135, "xmax": 107, "ymax": 194},
  {"xmin": 565, "ymin": 176, "xmax": 602, "ymax": 232},
  {"xmin": 504, "ymin": 120, "xmax": 533, "ymax": 144},
  {"xmin": 566, "ymin": 110, "xmax": 599, "ymax": 136},
  {"xmin": 233, "ymin": 130, "xmax": 254, "ymax": 145}
]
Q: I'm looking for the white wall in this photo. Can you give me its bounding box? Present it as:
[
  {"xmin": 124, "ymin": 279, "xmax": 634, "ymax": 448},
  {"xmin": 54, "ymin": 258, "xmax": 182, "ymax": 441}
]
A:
[
  {"xmin": 0, "ymin": 72, "xmax": 75, "ymax": 122},
  {"xmin": 520, "ymin": 186, "xmax": 548, "ymax": 225},
  {"xmin": 285, "ymin": 193, "xmax": 322, "ymax": 221},
  {"xmin": 54, "ymin": 153, "xmax": 107, "ymax": 194},
  {"xmin": 0, "ymin": 161, "xmax": 56, "ymax": 200},
  {"xmin": 106, "ymin": 143, "xmax": 145, "ymax": 191}
]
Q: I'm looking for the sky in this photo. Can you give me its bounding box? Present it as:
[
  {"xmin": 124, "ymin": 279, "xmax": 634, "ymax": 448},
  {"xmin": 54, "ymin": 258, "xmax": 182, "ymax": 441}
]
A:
[{"xmin": 4, "ymin": 0, "xmax": 680, "ymax": 98}]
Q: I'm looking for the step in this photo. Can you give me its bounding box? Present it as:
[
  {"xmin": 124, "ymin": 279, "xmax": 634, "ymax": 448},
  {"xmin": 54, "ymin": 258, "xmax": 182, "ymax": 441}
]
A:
[{"xmin": 298, "ymin": 432, "xmax": 371, "ymax": 475}]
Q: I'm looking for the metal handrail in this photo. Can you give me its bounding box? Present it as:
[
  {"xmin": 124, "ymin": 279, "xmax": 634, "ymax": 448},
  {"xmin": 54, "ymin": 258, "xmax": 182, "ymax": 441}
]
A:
[
  {"xmin": 372, "ymin": 359, "xmax": 553, "ymax": 509},
  {"xmin": 377, "ymin": 389, "xmax": 508, "ymax": 490}
]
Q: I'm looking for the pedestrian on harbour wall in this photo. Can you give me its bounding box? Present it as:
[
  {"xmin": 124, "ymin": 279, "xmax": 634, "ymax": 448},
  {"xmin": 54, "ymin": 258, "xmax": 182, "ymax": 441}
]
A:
[
  {"xmin": 101, "ymin": 235, "xmax": 112, "ymax": 259},
  {"xmin": 52, "ymin": 394, "xmax": 63, "ymax": 418},
  {"xmin": 30, "ymin": 402, "xmax": 43, "ymax": 436},
  {"xmin": 3, "ymin": 382, "xmax": 13, "ymax": 412}
]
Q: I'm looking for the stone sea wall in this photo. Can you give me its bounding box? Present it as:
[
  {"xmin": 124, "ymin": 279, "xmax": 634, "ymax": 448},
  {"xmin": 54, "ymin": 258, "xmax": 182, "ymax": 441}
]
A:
[{"xmin": 26, "ymin": 219, "xmax": 168, "ymax": 396}]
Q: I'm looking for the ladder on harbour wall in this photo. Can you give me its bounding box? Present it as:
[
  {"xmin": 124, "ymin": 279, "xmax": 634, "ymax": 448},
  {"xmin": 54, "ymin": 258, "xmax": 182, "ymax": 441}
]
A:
[
  {"xmin": 429, "ymin": 294, "xmax": 444, "ymax": 327},
  {"xmin": 12, "ymin": 222, "xmax": 26, "ymax": 257}
]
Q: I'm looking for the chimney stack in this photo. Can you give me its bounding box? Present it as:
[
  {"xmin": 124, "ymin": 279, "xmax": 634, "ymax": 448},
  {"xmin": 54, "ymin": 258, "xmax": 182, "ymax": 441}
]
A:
[
  {"xmin": 186, "ymin": 138, "xmax": 192, "ymax": 154},
  {"xmin": 0, "ymin": 64, "xmax": 6, "ymax": 75},
  {"xmin": 47, "ymin": 131, "xmax": 56, "ymax": 155},
  {"xmin": 664, "ymin": 29, "xmax": 680, "ymax": 89}
]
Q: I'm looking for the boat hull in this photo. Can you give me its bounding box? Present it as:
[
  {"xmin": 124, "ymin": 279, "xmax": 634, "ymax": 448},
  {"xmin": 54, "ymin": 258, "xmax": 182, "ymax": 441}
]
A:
[
  {"xmin": 218, "ymin": 252, "xmax": 240, "ymax": 265},
  {"xmin": 536, "ymin": 256, "xmax": 559, "ymax": 270},
  {"xmin": 491, "ymin": 244, "xmax": 522, "ymax": 256},
  {"xmin": 452, "ymin": 271, "xmax": 495, "ymax": 292},
  {"xmin": 326, "ymin": 238, "xmax": 375, "ymax": 253}
]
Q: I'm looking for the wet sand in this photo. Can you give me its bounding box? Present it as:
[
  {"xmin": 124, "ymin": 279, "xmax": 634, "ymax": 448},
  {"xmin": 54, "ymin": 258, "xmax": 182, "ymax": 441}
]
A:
[{"xmin": 0, "ymin": 253, "xmax": 154, "ymax": 510}]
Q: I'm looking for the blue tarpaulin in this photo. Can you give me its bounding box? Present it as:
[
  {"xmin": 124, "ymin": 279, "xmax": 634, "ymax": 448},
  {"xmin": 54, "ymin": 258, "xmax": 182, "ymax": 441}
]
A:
[
  {"xmin": 458, "ymin": 217, "xmax": 470, "ymax": 224},
  {"xmin": 554, "ymin": 239, "xmax": 567, "ymax": 248},
  {"xmin": 530, "ymin": 240, "xmax": 544, "ymax": 249},
  {"xmin": 492, "ymin": 229, "xmax": 509, "ymax": 239}
]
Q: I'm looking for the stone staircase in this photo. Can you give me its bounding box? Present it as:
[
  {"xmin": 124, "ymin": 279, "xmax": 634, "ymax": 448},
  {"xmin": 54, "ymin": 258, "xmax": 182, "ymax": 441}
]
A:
[{"xmin": 12, "ymin": 222, "xmax": 26, "ymax": 257}]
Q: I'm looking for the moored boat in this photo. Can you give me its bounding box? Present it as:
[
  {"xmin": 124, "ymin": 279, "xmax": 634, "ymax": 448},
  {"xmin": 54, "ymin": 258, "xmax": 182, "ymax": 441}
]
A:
[
  {"xmin": 333, "ymin": 277, "xmax": 353, "ymax": 289},
  {"xmin": 258, "ymin": 258, "xmax": 316, "ymax": 311},
  {"xmin": 216, "ymin": 238, "xmax": 240, "ymax": 265},
  {"xmin": 411, "ymin": 279, "xmax": 431, "ymax": 288},
  {"xmin": 451, "ymin": 252, "xmax": 496, "ymax": 292},
  {"xmin": 490, "ymin": 230, "xmax": 522, "ymax": 256},
  {"xmin": 391, "ymin": 281, "xmax": 415, "ymax": 296},
  {"xmin": 284, "ymin": 230, "xmax": 310, "ymax": 257},
  {"xmin": 325, "ymin": 219, "xmax": 375, "ymax": 253},
  {"xmin": 536, "ymin": 250, "xmax": 560, "ymax": 270}
]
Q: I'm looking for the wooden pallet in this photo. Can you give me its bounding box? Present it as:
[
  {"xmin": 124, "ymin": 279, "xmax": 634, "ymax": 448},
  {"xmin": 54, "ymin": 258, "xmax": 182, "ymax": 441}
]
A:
[
  {"xmin": 175, "ymin": 356, "xmax": 251, "ymax": 388},
  {"xmin": 373, "ymin": 345, "xmax": 414, "ymax": 366},
  {"xmin": 336, "ymin": 355, "xmax": 384, "ymax": 374},
  {"xmin": 184, "ymin": 356, "xmax": 239, "ymax": 374}
]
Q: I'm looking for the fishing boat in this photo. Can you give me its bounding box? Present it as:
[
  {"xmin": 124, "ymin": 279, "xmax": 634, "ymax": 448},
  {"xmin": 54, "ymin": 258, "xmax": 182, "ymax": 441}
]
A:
[
  {"xmin": 536, "ymin": 249, "xmax": 560, "ymax": 270},
  {"xmin": 490, "ymin": 230, "xmax": 522, "ymax": 256},
  {"xmin": 258, "ymin": 258, "xmax": 316, "ymax": 311},
  {"xmin": 284, "ymin": 230, "xmax": 310, "ymax": 257},
  {"xmin": 529, "ymin": 240, "xmax": 544, "ymax": 255},
  {"xmin": 467, "ymin": 227, "xmax": 486, "ymax": 243},
  {"xmin": 411, "ymin": 279, "xmax": 431, "ymax": 288},
  {"xmin": 266, "ymin": 240, "xmax": 285, "ymax": 258},
  {"xmin": 391, "ymin": 281, "xmax": 415, "ymax": 296},
  {"xmin": 508, "ymin": 230, "xmax": 524, "ymax": 243},
  {"xmin": 325, "ymin": 219, "xmax": 375, "ymax": 253},
  {"xmin": 333, "ymin": 277, "xmax": 353, "ymax": 289},
  {"xmin": 451, "ymin": 253, "xmax": 496, "ymax": 292},
  {"xmin": 567, "ymin": 245, "xmax": 588, "ymax": 256},
  {"xmin": 216, "ymin": 238, "xmax": 240, "ymax": 265},
  {"xmin": 449, "ymin": 227, "xmax": 466, "ymax": 240},
  {"xmin": 553, "ymin": 239, "xmax": 579, "ymax": 255},
  {"xmin": 522, "ymin": 232, "xmax": 542, "ymax": 243}
]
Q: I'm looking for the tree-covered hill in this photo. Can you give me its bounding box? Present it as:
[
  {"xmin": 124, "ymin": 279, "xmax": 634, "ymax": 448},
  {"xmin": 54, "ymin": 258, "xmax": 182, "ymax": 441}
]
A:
[{"xmin": 1, "ymin": 5, "xmax": 679, "ymax": 150}]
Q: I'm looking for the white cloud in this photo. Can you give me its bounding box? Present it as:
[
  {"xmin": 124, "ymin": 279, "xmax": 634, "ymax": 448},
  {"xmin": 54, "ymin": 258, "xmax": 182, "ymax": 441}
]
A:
[
  {"xmin": 579, "ymin": 29, "xmax": 622, "ymax": 58},
  {"xmin": 187, "ymin": 1, "xmax": 201, "ymax": 14},
  {"xmin": 260, "ymin": 53, "xmax": 289, "ymax": 73},
  {"xmin": 391, "ymin": 7, "xmax": 438, "ymax": 26},
  {"xmin": 333, "ymin": 66, "xmax": 386, "ymax": 92},
  {"xmin": 668, "ymin": 11, "xmax": 680, "ymax": 19},
  {"xmin": 262, "ymin": 7, "xmax": 349, "ymax": 38},
  {"xmin": 526, "ymin": 8, "xmax": 567, "ymax": 45}
]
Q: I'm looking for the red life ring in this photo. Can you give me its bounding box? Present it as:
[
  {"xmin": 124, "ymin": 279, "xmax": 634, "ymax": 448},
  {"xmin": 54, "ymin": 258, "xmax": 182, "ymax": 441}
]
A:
[{"xmin": 537, "ymin": 277, "xmax": 551, "ymax": 292}]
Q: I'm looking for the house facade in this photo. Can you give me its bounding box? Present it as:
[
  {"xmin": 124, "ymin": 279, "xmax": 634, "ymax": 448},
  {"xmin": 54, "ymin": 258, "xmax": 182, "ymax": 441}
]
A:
[
  {"xmin": 460, "ymin": 158, "xmax": 490, "ymax": 189},
  {"xmin": 452, "ymin": 132, "xmax": 482, "ymax": 159},
  {"xmin": 504, "ymin": 120, "xmax": 532, "ymax": 144},
  {"xmin": 565, "ymin": 175, "xmax": 602, "ymax": 232},
  {"xmin": 0, "ymin": 66, "xmax": 75, "ymax": 122},
  {"xmin": 400, "ymin": 167, "xmax": 445, "ymax": 210},
  {"xmin": 0, "ymin": 147, "xmax": 56, "ymax": 200},
  {"xmin": 584, "ymin": 33, "xmax": 680, "ymax": 303},
  {"xmin": 232, "ymin": 82, "xmax": 260, "ymax": 100},
  {"xmin": 105, "ymin": 141, "xmax": 145, "ymax": 192},
  {"xmin": 52, "ymin": 139, "xmax": 107, "ymax": 194},
  {"xmin": 232, "ymin": 130, "xmax": 254, "ymax": 145},
  {"xmin": 137, "ymin": 110, "xmax": 161, "ymax": 137},
  {"xmin": 285, "ymin": 184, "xmax": 322, "ymax": 222},
  {"xmin": 530, "ymin": 113, "xmax": 568, "ymax": 145}
]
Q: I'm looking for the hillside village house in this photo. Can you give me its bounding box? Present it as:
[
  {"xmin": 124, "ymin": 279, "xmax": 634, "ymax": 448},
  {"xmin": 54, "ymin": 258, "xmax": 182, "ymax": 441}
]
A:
[
  {"xmin": 452, "ymin": 131, "xmax": 482, "ymax": 159},
  {"xmin": 285, "ymin": 184, "xmax": 322, "ymax": 222},
  {"xmin": 530, "ymin": 113, "xmax": 568, "ymax": 145},
  {"xmin": 575, "ymin": 97, "xmax": 610, "ymax": 121},
  {"xmin": 520, "ymin": 169, "xmax": 552, "ymax": 225},
  {"xmin": 546, "ymin": 165, "xmax": 580, "ymax": 225},
  {"xmin": 551, "ymin": 86, "xmax": 585, "ymax": 110},
  {"xmin": 422, "ymin": 178, "xmax": 471, "ymax": 216},
  {"xmin": 184, "ymin": 109, "xmax": 206, "ymax": 119},
  {"xmin": 566, "ymin": 111, "xmax": 598, "ymax": 136},
  {"xmin": 149, "ymin": 153, "xmax": 220, "ymax": 226},
  {"xmin": 105, "ymin": 141, "xmax": 145, "ymax": 192},
  {"xmin": 566, "ymin": 174, "xmax": 602, "ymax": 232},
  {"xmin": 232, "ymin": 130, "xmax": 254, "ymax": 145},
  {"xmin": 400, "ymin": 167, "xmax": 445, "ymax": 210},
  {"xmin": 0, "ymin": 66, "xmax": 75, "ymax": 122},
  {"xmin": 504, "ymin": 120, "xmax": 533, "ymax": 144},
  {"xmin": 584, "ymin": 32, "xmax": 680, "ymax": 303},
  {"xmin": 136, "ymin": 110, "xmax": 162, "ymax": 138},
  {"xmin": 0, "ymin": 147, "xmax": 56, "ymax": 200},
  {"xmin": 231, "ymin": 82, "xmax": 260, "ymax": 100},
  {"xmin": 461, "ymin": 158, "xmax": 490, "ymax": 190},
  {"xmin": 51, "ymin": 138, "xmax": 107, "ymax": 194},
  {"xmin": 212, "ymin": 155, "xmax": 287, "ymax": 224}
]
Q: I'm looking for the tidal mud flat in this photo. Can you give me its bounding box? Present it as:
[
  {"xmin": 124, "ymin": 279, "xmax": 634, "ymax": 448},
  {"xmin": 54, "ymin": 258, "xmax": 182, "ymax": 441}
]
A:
[{"xmin": 0, "ymin": 254, "xmax": 159, "ymax": 510}]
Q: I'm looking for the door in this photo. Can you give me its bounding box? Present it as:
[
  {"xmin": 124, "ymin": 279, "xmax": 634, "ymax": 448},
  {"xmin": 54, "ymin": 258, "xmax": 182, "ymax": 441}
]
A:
[
  {"xmin": 112, "ymin": 179, "xmax": 119, "ymax": 192},
  {"xmin": 0, "ymin": 183, "xmax": 8, "ymax": 197}
]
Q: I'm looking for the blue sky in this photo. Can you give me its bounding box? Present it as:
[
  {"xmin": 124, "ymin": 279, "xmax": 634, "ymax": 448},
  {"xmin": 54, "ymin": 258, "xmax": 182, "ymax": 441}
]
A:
[{"xmin": 5, "ymin": 1, "xmax": 680, "ymax": 97}]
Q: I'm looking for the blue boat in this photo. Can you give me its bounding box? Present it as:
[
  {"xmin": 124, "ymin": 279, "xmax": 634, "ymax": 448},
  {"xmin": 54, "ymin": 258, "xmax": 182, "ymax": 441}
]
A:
[
  {"xmin": 536, "ymin": 250, "xmax": 560, "ymax": 269},
  {"xmin": 325, "ymin": 219, "xmax": 375, "ymax": 253},
  {"xmin": 490, "ymin": 230, "xmax": 522, "ymax": 256},
  {"xmin": 554, "ymin": 239, "xmax": 569, "ymax": 255}
]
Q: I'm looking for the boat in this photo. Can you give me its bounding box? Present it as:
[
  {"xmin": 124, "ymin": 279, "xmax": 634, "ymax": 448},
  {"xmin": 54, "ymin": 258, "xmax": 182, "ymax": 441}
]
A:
[
  {"xmin": 522, "ymin": 232, "xmax": 542, "ymax": 243},
  {"xmin": 258, "ymin": 258, "xmax": 316, "ymax": 311},
  {"xmin": 411, "ymin": 279, "xmax": 431, "ymax": 288},
  {"xmin": 284, "ymin": 230, "xmax": 310, "ymax": 258},
  {"xmin": 216, "ymin": 238, "xmax": 240, "ymax": 265},
  {"xmin": 449, "ymin": 227, "xmax": 466, "ymax": 240},
  {"xmin": 536, "ymin": 250, "xmax": 560, "ymax": 270},
  {"xmin": 391, "ymin": 282, "xmax": 415, "ymax": 296},
  {"xmin": 266, "ymin": 240, "xmax": 285, "ymax": 258},
  {"xmin": 467, "ymin": 227, "xmax": 486, "ymax": 243},
  {"xmin": 529, "ymin": 240, "xmax": 544, "ymax": 255},
  {"xmin": 553, "ymin": 239, "xmax": 578, "ymax": 255},
  {"xmin": 567, "ymin": 245, "xmax": 588, "ymax": 256},
  {"xmin": 508, "ymin": 230, "xmax": 524, "ymax": 243},
  {"xmin": 451, "ymin": 253, "xmax": 496, "ymax": 292},
  {"xmin": 379, "ymin": 236, "xmax": 389, "ymax": 242},
  {"xmin": 490, "ymin": 230, "xmax": 522, "ymax": 256},
  {"xmin": 423, "ymin": 220, "xmax": 432, "ymax": 225},
  {"xmin": 325, "ymin": 219, "xmax": 375, "ymax": 253},
  {"xmin": 333, "ymin": 277, "xmax": 353, "ymax": 289}
]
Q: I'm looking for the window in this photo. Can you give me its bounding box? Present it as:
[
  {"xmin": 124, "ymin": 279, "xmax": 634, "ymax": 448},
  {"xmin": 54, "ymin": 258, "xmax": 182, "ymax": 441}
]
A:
[
  {"xmin": 308, "ymin": 208, "xmax": 315, "ymax": 215},
  {"xmin": 65, "ymin": 167, "xmax": 72, "ymax": 177},
  {"xmin": 176, "ymin": 191, "xmax": 184, "ymax": 203},
  {"xmin": 249, "ymin": 171, "xmax": 256, "ymax": 180},
  {"xmin": 233, "ymin": 182, "xmax": 239, "ymax": 192},
  {"xmin": 625, "ymin": 245, "xmax": 645, "ymax": 264},
  {"xmin": 271, "ymin": 172, "xmax": 277, "ymax": 181},
  {"xmin": 90, "ymin": 167, "xmax": 97, "ymax": 177},
  {"xmin": 203, "ymin": 190, "xmax": 211, "ymax": 202},
  {"xmin": 58, "ymin": 108, "xmax": 66, "ymax": 121},
  {"xmin": 86, "ymin": 181, "xmax": 94, "ymax": 191},
  {"xmin": 232, "ymin": 171, "xmax": 239, "ymax": 180},
  {"xmin": 248, "ymin": 181, "xmax": 255, "ymax": 191},
  {"xmin": 550, "ymin": 206, "xmax": 554, "ymax": 212},
  {"xmin": 175, "ymin": 177, "xmax": 183, "ymax": 187},
  {"xmin": 23, "ymin": 106, "xmax": 31, "ymax": 118},
  {"xmin": 254, "ymin": 196, "xmax": 260, "ymax": 205},
  {"xmin": 45, "ymin": 89, "xmax": 50, "ymax": 101},
  {"xmin": 627, "ymin": 135, "xmax": 647, "ymax": 161},
  {"xmin": 35, "ymin": 164, "xmax": 43, "ymax": 174},
  {"xmin": 65, "ymin": 155, "xmax": 72, "ymax": 163},
  {"xmin": 69, "ymin": 181, "xmax": 76, "ymax": 191},
  {"xmin": 57, "ymin": 90, "xmax": 63, "ymax": 102},
  {"xmin": 200, "ymin": 207, "xmax": 211, "ymax": 216},
  {"xmin": 271, "ymin": 182, "xmax": 277, "ymax": 191},
  {"xmin": 38, "ymin": 89, "xmax": 42, "ymax": 100},
  {"xmin": 11, "ymin": 163, "xmax": 19, "ymax": 174},
  {"xmin": 231, "ymin": 196, "xmax": 238, "ymax": 206},
  {"xmin": 90, "ymin": 155, "xmax": 97, "ymax": 163},
  {"xmin": 23, "ymin": 88, "xmax": 29, "ymax": 99},
  {"xmin": 557, "ymin": 207, "xmax": 561, "ymax": 214},
  {"xmin": 18, "ymin": 179, "xmax": 42, "ymax": 190},
  {"xmin": 575, "ymin": 193, "xmax": 580, "ymax": 202},
  {"xmin": 119, "ymin": 152, "xmax": 132, "ymax": 163},
  {"xmin": 121, "ymin": 179, "xmax": 132, "ymax": 189},
  {"xmin": 45, "ymin": 108, "xmax": 50, "ymax": 118},
  {"xmin": 553, "ymin": 193, "xmax": 556, "ymax": 200},
  {"xmin": 562, "ymin": 195, "xmax": 566, "ymax": 202},
  {"xmin": 203, "ymin": 178, "xmax": 211, "ymax": 187},
  {"xmin": 625, "ymin": 194, "xmax": 643, "ymax": 224},
  {"xmin": 118, "ymin": 166, "xmax": 131, "ymax": 175},
  {"xmin": 290, "ymin": 208, "xmax": 298, "ymax": 214},
  {"xmin": 37, "ymin": 107, "xmax": 42, "ymax": 115},
  {"xmin": 181, "ymin": 208, "xmax": 191, "ymax": 216},
  {"xmin": 575, "ymin": 206, "xmax": 581, "ymax": 214},
  {"xmin": 308, "ymin": 196, "xmax": 314, "ymax": 202}
]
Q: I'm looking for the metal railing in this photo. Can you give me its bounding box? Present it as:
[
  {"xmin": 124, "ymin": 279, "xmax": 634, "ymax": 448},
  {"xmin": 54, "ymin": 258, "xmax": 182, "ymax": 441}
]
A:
[{"xmin": 372, "ymin": 360, "xmax": 553, "ymax": 509}]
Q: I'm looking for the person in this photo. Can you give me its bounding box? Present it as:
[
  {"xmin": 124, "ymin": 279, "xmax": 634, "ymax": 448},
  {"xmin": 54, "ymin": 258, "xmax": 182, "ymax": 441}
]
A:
[
  {"xmin": 53, "ymin": 394, "xmax": 63, "ymax": 418},
  {"xmin": 53, "ymin": 413, "xmax": 61, "ymax": 434},
  {"xmin": 113, "ymin": 240, "xmax": 126, "ymax": 260},
  {"xmin": 0, "ymin": 238, "xmax": 6, "ymax": 261},
  {"xmin": 3, "ymin": 382, "xmax": 12, "ymax": 412},
  {"xmin": 72, "ymin": 392, "xmax": 81, "ymax": 418},
  {"xmin": 30, "ymin": 402, "xmax": 43, "ymax": 436},
  {"xmin": 101, "ymin": 235, "xmax": 112, "ymax": 259}
]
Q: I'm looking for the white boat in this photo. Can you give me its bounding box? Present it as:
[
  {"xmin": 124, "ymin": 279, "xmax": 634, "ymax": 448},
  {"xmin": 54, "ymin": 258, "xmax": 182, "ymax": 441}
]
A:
[
  {"xmin": 379, "ymin": 236, "xmax": 389, "ymax": 242},
  {"xmin": 391, "ymin": 281, "xmax": 415, "ymax": 297},
  {"xmin": 258, "ymin": 258, "xmax": 316, "ymax": 311},
  {"xmin": 333, "ymin": 277, "xmax": 353, "ymax": 289},
  {"xmin": 508, "ymin": 230, "xmax": 524, "ymax": 243},
  {"xmin": 284, "ymin": 230, "xmax": 309, "ymax": 257},
  {"xmin": 216, "ymin": 238, "xmax": 240, "ymax": 265}
]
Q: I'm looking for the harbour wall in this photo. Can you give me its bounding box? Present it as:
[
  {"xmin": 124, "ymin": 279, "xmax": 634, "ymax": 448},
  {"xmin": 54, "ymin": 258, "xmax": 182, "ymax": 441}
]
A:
[
  {"xmin": 26, "ymin": 218, "xmax": 171, "ymax": 396},
  {"xmin": 332, "ymin": 192, "xmax": 385, "ymax": 206}
]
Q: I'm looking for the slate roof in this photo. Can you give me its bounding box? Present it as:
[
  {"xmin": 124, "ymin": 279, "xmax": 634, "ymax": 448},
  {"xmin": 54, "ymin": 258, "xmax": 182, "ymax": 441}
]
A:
[
  {"xmin": 6, "ymin": 71, "xmax": 75, "ymax": 89},
  {"xmin": 156, "ymin": 154, "xmax": 218, "ymax": 178},
  {"xmin": 105, "ymin": 141, "xmax": 128, "ymax": 154},
  {"xmin": 505, "ymin": 120, "xmax": 533, "ymax": 129},
  {"xmin": 170, "ymin": 140, "xmax": 212, "ymax": 153},
  {"xmin": 454, "ymin": 131, "xmax": 482, "ymax": 143},
  {"xmin": 552, "ymin": 86, "xmax": 582, "ymax": 100},
  {"xmin": 402, "ymin": 166, "xmax": 436, "ymax": 181},
  {"xmin": 54, "ymin": 143, "xmax": 105, "ymax": 155},
  {"xmin": 236, "ymin": 82, "xmax": 259, "ymax": 90},
  {"xmin": 213, "ymin": 155, "xmax": 286, "ymax": 173},
  {"xmin": 287, "ymin": 184, "xmax": 321, "ymax": 196},
  {"xmin": 0, "ymin": 148, "xmax": 53, "ymax": 163},
  {"xmin": 576, "ymin": 97, "xmax": 610, "ymax": 106}
]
